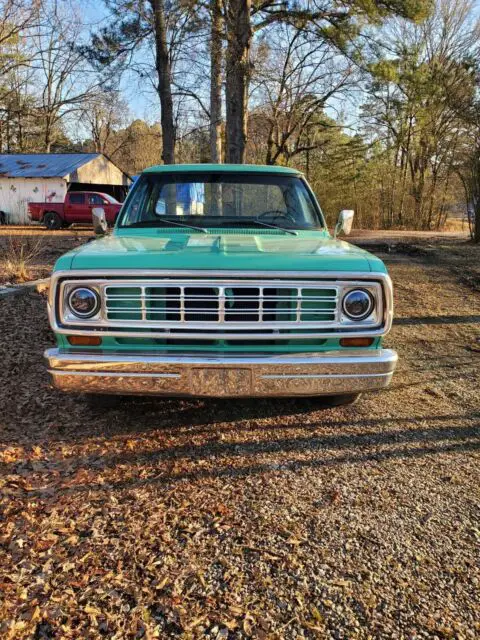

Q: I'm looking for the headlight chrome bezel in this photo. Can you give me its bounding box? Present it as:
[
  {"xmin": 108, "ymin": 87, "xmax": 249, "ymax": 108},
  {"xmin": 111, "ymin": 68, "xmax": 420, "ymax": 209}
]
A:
[
  {"xmin": 341, "ymin": 288, "xmax": 375, "ymax": 322},
  {"xmin": 65, "ymin": 286, "xmax": 101, "ymax": 320}
]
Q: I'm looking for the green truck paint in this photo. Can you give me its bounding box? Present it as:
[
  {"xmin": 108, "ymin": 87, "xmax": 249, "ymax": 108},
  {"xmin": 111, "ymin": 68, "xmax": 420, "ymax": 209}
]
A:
[{"xmin": 54, "ymin": 231, "xmax": 386, "ymax": 274}]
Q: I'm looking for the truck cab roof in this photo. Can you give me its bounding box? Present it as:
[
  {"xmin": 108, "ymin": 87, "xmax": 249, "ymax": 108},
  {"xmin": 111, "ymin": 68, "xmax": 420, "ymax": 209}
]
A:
[{"xmin": 142, "ymin": 163, "xmax": 302, "ymax": 176}]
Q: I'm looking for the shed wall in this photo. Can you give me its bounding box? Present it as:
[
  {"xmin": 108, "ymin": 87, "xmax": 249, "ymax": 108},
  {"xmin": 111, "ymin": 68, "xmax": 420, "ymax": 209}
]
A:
[
  {"xmin": 0, "ymin": 178, "xmax": 67, "ymax": 224},
  {"xmin": 68, "ymin": 155, "xmax": 129, "ymax": 186}
]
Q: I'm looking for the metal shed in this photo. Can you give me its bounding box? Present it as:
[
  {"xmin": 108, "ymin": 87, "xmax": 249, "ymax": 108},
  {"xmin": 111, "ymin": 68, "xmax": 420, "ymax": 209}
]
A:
[{"xmin": 0, "ymin": 153, "xmax": 131, "ymax": 224}]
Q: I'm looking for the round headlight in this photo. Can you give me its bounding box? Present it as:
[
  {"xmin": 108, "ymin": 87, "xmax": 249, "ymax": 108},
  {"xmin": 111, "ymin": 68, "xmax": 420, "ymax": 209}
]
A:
[
  {"xmin": 342, "ymin": 289, "xmax": 374, "ymax": 321},
  {"xmin": 67, "ymin": 287, "xmax": 100, "ymax": 318}
]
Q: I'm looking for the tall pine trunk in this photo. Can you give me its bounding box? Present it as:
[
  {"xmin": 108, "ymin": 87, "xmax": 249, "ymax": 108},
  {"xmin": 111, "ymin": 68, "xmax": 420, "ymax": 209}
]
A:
[
  {"xmin": 151, "ymin": 0, "xmax": 175, "ymax": 164},
  {"xmin": 210, "ymin": 0, "xmax": 222, "ymax": 163},
  {"xmin": 225, "ymin": 0, "xmax": 251, "ymax": 163},
  {"xmin": 474, "ymin": 155, "xmax": 480, "ymax": 243}
]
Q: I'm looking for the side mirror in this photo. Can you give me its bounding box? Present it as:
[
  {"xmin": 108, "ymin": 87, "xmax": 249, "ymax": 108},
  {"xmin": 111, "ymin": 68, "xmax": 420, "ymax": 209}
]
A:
[
  {"xmin": 334, "ymin": 209, "xmax": 354, "ymax": 238},
  {"xmin": 92, "ymin": 207, "xmax": 108, "ymax": 236}
]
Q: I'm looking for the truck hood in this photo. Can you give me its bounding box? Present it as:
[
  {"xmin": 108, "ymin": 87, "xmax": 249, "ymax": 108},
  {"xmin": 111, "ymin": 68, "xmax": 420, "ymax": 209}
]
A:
[{"xmin": 56, "ymin": 229, "xmax": 385, "ymax": 273}]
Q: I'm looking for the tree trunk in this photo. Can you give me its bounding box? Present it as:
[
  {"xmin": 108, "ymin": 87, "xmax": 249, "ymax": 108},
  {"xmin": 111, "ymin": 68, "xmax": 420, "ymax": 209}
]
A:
[
  {"xmin": 209, "ymin": 0, "xmax": 223, "ymax": 163},
  {"xmin": 151, "ymin": 0, "xmax": 175, "ymax": 164},
  {"xmin": 225, "ymin": 0, "xmax": 251, "ymax": 163},
  {"xmin": 6, "ymin": 116, "xmax": 10, "ymax": 153},
  {"xmin": 265, "ymin": 120, "xmax": 275, "ymax": 165},
  {"xmin": 17, "ymin": 111, "xmax": 24, "ymax": 151},
  {"xmin": 474, "ymin": 158, "xmax": 480, "ymax": 243},
  {"xmin": 44, "ymin": 114, "xmax": 53, "ymax": 153}
]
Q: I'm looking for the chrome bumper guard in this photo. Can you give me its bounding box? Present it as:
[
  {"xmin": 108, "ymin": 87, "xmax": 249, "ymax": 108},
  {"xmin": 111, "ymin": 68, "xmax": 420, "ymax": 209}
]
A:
[{"xmin": 45, "ymin": 348, "xmax": 398, "ymax": 398}]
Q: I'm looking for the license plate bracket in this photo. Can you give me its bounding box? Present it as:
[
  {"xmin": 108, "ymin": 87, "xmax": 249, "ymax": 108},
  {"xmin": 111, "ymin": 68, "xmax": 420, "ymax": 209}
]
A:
[{"xmin": 190, "ymin": 368, "xmax": 252, "ymax": 396}]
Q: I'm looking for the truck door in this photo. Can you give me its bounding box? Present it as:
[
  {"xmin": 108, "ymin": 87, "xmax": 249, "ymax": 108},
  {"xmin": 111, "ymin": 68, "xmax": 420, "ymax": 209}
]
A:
[{"xmin": 66, "ymin": 192, "xmax": 87, "ymax": 223}]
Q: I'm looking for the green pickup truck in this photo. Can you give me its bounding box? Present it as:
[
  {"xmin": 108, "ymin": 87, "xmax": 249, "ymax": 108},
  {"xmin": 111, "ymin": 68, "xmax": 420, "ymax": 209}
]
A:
[{"xmin": 45, "ymin": 164, "xmax": 397, "ymax": 405}]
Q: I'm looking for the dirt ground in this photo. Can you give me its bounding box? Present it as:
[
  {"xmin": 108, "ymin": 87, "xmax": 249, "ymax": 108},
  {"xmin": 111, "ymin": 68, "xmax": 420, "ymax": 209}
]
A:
[{"xmin": 0, "ymin": 239, "xmax": 479, "ymax": 639}]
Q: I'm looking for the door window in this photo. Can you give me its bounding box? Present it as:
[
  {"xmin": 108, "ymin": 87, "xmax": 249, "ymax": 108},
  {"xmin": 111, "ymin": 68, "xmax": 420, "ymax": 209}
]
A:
[
  {"xmin": 88, "ymin": 194, "xmax": 107, "ymax": 205},
  {"xmin": 69, "ymin": 193, "xmax": 85, "ymax": 205}
]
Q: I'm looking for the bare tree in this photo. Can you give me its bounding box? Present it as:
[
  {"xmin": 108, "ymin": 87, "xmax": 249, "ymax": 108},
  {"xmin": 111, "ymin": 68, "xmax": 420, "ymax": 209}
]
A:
[
  {"xmin": 31, "ymin": 4, "xmax": 103, "ymax": 152},
  {"xmin": 252, "ymin": 24, "xmax": 353, "ymax": 165},
  {"xmin": 0, "ymin": 0, "xmax": 41, "ymax": 76},
  {"xmin": 0, "ymin": 50, "xmax": 38, "ymax": 151},
  {"xmin": 80, "ymin": 90, "xmax": 130, "ymax": 154},
  {"xmin": 0, "ymin": 0, "xmax": 43, "ymax": 150},
  {"xmin": 362, "ymin": 0, "xmax": 478, "ymax": 229}
]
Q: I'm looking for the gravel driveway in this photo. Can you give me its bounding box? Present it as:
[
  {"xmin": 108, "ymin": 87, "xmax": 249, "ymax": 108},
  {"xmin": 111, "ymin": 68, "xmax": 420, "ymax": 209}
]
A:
[{"xmin": 0, "ymin": 242, "xmax": 479, "ymax": 639}]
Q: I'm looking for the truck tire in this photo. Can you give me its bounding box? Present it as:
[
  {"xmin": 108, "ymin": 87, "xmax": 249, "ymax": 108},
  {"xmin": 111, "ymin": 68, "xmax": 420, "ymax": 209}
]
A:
[{"xmin": 43, "ymin": 211, "xmax": 63, "ymax": 230}]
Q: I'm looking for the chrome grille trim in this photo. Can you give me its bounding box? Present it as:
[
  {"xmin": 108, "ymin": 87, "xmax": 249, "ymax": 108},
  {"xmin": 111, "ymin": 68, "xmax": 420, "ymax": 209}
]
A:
[
  {"xmin": 102, "ymin": 282, "xmax": 339, "ymax": 327},
  {"xmin": 49, "ymin": 270, "xmax": 393, "ymax": 340},
  {"xmin": 59, "ymin": 279, "xmax": 380, "ymax": 330}
]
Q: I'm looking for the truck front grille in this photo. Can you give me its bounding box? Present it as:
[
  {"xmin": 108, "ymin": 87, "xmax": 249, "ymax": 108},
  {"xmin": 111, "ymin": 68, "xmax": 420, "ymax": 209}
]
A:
[
  {"xmin": 56, "ymin": 275, "xmax": 386, "ymax": 341},
  {"xmin": 104, "ymin": 283, "xmax": 338, "ymax": 326}
]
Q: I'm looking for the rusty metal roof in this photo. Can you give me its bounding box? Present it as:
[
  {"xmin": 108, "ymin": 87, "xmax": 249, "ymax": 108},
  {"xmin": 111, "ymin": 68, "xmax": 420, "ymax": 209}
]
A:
[{"xmin": 0, "ymin": 153, "xmax": 102, "ymax": 178}]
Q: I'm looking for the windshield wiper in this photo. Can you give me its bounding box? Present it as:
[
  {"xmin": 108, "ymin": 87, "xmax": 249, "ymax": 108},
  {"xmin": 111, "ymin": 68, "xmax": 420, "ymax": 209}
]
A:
[
  {"xmin": 219, "ymin": 219, "xmax": 298, "ymax": 236},
  {"xmin": 128, "ymin": 218, "xmax": 208, "ymax": 233}
]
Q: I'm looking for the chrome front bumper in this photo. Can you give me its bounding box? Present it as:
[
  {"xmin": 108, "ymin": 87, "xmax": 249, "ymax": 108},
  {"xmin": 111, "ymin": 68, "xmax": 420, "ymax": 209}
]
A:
[{"xmin": 45, "ymin": 348, "xmax": 398, "ymax": 398}]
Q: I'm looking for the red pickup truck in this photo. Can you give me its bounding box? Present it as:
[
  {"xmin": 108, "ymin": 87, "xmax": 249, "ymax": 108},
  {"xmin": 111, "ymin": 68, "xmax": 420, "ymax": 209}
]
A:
[{"xmin": 28, "ymin": 192, "xmax": 122, "ymax": 230}]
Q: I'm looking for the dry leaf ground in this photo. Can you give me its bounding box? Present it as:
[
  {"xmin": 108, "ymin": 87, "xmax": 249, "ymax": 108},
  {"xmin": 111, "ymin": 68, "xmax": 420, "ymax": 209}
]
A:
[
  {"xmin": 0, "ymin": 227, "xmax": 91, "ymax": 284},
  {"xmin": 0, "ymin": 239, "xmax": 479, "ymax": 639}
]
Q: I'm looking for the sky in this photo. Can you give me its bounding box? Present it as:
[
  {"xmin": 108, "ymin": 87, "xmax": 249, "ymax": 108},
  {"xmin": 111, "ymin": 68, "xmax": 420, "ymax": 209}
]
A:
[{"xmin": 81, "ymin": 0, "xmax": 159, "ymax": 123}]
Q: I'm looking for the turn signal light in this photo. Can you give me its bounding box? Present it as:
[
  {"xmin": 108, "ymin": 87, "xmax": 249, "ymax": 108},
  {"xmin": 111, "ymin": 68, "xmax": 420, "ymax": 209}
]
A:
[
  {"xmin": 340, "ymin": 337, "xmax": 374, "ymax": 347},
  {"xmin": 67, "ymin": 335, "xmax": 102, "ymax": 346}
]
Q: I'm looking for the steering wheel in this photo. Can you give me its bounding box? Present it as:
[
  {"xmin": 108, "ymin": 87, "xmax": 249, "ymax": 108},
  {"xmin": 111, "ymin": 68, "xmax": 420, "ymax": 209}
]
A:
[{"xmin": 257, "ymin": 210, "xmax": 297, "ymax": 225}]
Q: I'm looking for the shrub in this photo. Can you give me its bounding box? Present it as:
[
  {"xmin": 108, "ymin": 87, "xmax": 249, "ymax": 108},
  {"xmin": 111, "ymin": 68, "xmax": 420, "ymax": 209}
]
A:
[{"xmin": 1, "ymin": 235, "xmax": 44, "ymax": 283}]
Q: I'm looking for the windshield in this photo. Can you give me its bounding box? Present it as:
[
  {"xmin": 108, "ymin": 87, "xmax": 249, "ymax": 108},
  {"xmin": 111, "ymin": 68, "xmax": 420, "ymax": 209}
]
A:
[
  {"xmin": 103, "ymin": 193, "xmax": 120, "ymax": 204},
  {"xmin": 118, "ymin": 173, "xmax": 324, "ymax": 230}
]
